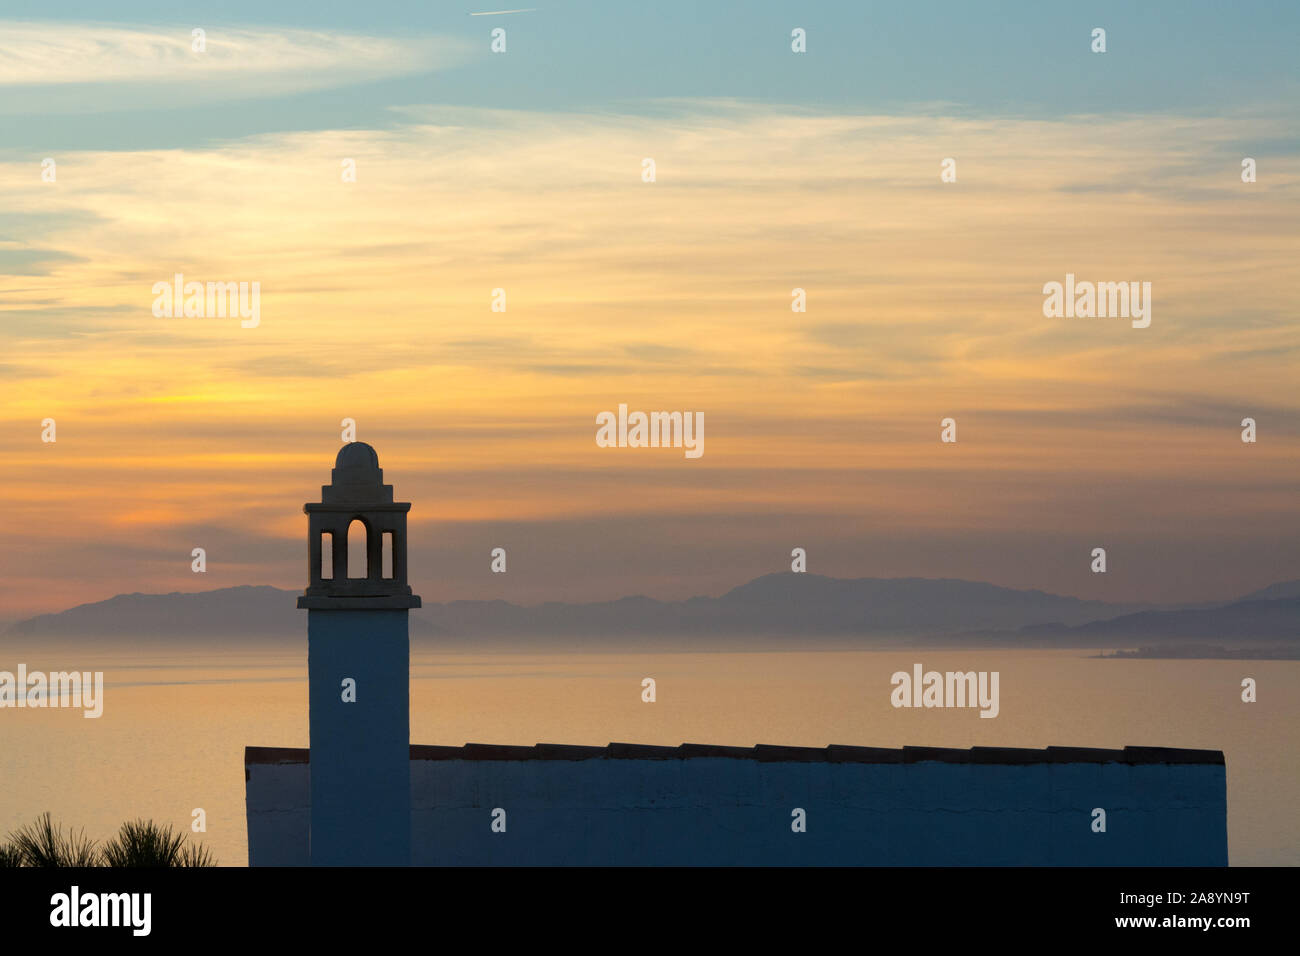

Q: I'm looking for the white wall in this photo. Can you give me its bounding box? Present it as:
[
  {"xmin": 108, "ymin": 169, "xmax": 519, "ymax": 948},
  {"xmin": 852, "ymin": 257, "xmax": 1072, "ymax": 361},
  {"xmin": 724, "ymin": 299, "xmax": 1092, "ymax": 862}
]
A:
[{"xmin": 245, "ymin": 746, "xmax": 1228, "ymax": 865}]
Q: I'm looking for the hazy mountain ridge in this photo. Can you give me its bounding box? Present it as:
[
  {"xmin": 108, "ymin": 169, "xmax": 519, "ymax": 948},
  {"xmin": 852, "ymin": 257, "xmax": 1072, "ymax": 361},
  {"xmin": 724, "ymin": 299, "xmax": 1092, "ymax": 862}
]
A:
[
  {"xmin": 1236, "ymin": 580, "xmax": 1300, "ymax": 602},
  {"xmin": 1011, "ymin": 596, "xmax": 1300, "ymax": 644},
  {"xmin": 7, "ymin": 575, "xmax": 1297, "ymax": 645},
  {"xmin": 6, "ymin": 585, "xmax": 304, "ymax": 639},
  {"xmin": 416, "ymin": 575, "xmax": 1158, "ymax": 639}
]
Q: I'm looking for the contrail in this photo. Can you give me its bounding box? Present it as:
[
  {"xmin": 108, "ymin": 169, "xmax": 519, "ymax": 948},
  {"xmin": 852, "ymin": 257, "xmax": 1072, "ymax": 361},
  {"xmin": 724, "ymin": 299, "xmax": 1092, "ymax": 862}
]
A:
[{"xmin": 470, "ymin": 8, "xmax": 537, "ymax": 14}]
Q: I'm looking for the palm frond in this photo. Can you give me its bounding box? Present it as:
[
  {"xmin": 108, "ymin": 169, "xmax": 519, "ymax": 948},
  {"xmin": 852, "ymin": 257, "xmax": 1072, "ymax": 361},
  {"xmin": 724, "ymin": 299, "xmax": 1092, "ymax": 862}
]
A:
[
  {"xmin": 101, "ymin": 818, "xmax": 187, "ymax": 867},
  {"xmin": 8, "ymin": 812, "xmax": 99, "ymax": 866},
  {"xmin": 0, "ymin": 843, "xmax": 25, "ymax": 867},
  {"xmin": 180, "ymin": 841, "xmax": 216, "ymax": 867}
]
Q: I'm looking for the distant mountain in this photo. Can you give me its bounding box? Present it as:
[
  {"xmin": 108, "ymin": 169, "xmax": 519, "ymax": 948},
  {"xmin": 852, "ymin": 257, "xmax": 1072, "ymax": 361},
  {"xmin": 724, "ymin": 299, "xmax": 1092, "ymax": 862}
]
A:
[
  {"xmin": 1013, "ymin": 597, "xmax": 1300, "ymax": 645},
  {"xmin": 1235, "ymin": 580, "xmax": 1300, "ymax": 602},
  {"xmin": 5, "ymin": 586, "xmax": 304, "ymax": 640},
  {"xmin": 6, "ymin": 576, "xmax": 1294, "ymax": 647},
  {"xmin": 6, "ymin": 574, "xmax": 1154, "ymax": 644},
  {"xmin": 413, "ymin": 575, "xmax": 1156, "ymax": 641}
]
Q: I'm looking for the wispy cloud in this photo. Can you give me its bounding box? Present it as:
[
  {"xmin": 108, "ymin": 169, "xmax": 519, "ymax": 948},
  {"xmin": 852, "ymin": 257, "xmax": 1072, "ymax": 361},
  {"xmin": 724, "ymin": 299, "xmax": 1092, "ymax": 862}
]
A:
[
  {"xmin": 1, "ymin": 100, "xmax": 1297, "ymax": 612},
  {"xmin": 0, "ymin": 21, "xmax": 471, "ymax": 105}
]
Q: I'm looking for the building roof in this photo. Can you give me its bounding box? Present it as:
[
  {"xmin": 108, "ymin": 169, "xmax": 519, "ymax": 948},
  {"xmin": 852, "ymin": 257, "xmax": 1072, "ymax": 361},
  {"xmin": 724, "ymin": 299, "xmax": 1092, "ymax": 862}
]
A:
[
  {"xmin": 245, "ymin": 742, "xmax": 1224, "ymax": 766},
  {"xmin": 335, "ymin": 441, "xmax": 380, "ymax": 474}
]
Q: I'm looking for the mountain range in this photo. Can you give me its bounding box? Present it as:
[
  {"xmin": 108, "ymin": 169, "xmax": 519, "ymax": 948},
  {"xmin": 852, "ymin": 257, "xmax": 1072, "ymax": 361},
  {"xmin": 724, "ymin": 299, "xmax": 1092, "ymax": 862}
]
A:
[{"xmin": 5, "ymin": 574, "xmax": 1297, "ymax": 649}]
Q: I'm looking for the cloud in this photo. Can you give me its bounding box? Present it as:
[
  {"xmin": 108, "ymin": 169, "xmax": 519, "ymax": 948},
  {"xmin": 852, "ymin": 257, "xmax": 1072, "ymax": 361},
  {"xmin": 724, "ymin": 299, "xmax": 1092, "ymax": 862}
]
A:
[
  {"xmin": 0, "ymin": 100, "xmax": 1298, "ymax": 615},
  {"xmin": 0, "ymin": 244, "xmax": 86, "ymax": 276},
  {"xmin": 0, "ymin": 362, "xmax": 50, "ymax": 380},
  {"xmin": 0, "ymin": 21, "xmax": 471, "ymax": 108},
  {"xmin": 1, "ymin": 101, "xmax": 1296, "ymax": 404}
]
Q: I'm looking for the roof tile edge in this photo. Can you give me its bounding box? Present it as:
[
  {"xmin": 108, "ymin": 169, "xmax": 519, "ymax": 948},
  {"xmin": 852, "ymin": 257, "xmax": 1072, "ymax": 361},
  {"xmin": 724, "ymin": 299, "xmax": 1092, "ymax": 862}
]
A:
[{"xmin": 244, "ymin": 744, "xmax": 1225, "ymax": 766}]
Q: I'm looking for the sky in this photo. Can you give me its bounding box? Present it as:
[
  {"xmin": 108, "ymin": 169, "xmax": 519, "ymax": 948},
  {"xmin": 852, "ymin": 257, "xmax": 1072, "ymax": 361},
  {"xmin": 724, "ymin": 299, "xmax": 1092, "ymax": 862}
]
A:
[{"xmin": 2, "ymin": 1, "xmax": 1298, "ymax": 620}]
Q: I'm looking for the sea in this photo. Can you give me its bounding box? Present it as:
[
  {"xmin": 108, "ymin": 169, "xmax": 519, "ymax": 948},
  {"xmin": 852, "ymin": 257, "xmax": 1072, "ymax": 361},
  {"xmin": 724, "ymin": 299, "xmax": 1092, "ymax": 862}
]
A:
[{"xmin": 0, "ymin": 645, "xmax": 1294, "ymax": 866}]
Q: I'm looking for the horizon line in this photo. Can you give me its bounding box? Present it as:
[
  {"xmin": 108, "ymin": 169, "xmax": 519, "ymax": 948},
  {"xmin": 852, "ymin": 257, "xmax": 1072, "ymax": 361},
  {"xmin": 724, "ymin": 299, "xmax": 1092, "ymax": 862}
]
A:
[{"xmin": 7, "ymin": 570, "xmax": 1295, "ymax": 627}]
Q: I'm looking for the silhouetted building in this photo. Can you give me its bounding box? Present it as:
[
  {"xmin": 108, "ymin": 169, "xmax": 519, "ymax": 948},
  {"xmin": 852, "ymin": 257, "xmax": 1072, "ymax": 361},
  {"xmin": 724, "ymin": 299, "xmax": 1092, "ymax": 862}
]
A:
[
  {"xmin": 246, "ymin": 742, "xmax": 1227, "ymax": 865},
  {"xmin": 297, "ymin": 442, "xmax": 420, "ymax": 865},
  {"xmin": 246, "ymin": 444, "xmax": 1228, "ymax": 866}
]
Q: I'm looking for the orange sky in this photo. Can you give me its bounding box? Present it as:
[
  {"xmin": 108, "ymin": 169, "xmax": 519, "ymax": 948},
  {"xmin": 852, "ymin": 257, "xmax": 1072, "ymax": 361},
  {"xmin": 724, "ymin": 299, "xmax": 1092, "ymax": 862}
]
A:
[{"xmin": 3, "ymin": 105, "xmax": 1298, "ymax": 619}]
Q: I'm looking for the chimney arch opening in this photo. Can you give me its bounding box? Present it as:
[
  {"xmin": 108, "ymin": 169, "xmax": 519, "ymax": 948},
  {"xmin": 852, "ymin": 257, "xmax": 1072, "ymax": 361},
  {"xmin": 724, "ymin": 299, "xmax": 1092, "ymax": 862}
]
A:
[{"xmin": 346, "ymin": 518, "xmax": 368, "ymax": 579}]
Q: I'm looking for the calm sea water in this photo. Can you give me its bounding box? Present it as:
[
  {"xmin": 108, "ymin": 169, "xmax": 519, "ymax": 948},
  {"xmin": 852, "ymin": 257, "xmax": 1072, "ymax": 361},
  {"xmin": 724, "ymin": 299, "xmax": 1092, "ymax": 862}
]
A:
[{"xmin": 1, "ymin": 645, "xmax": 1294, "ymax": 866}]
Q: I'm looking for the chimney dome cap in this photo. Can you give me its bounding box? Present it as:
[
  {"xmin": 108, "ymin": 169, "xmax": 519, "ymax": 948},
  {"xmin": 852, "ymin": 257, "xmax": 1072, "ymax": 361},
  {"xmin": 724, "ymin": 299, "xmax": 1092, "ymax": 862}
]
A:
[{"xmin": 334, "ymin": 441, "xmax": 381, "ymax": 479}]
